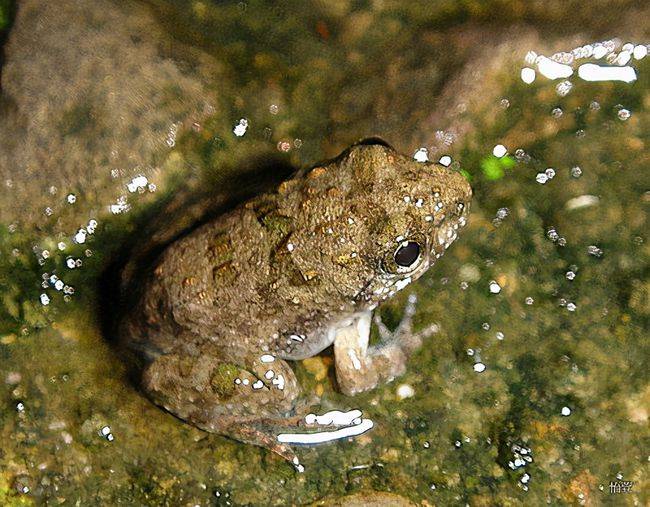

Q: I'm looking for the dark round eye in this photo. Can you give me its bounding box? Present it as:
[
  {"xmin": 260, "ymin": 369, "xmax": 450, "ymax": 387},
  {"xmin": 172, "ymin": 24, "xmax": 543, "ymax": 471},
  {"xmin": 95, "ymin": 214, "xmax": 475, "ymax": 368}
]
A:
[{"xmin": 394, "ymin": 241, "xmax": 420, "ymax": 267}]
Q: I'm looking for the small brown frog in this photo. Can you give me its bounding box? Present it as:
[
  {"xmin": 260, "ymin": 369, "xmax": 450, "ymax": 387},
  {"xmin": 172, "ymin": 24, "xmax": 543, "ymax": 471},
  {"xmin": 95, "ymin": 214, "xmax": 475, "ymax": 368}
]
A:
[{"xmin": 120, "ymin": 140, "xmax": 471, "ymax": 467}]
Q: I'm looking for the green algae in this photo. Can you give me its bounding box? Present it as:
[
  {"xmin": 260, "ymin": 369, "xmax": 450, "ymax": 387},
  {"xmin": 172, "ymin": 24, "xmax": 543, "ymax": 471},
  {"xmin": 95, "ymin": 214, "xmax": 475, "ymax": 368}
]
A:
[{"xmin": 0, "ymin": 1, "xmax": 648, "ymax": 505}]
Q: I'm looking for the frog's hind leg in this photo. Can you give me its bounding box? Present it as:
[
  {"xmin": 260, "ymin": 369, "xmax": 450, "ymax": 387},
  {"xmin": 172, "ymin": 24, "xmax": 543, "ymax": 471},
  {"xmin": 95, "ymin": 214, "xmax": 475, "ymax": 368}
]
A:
[
  {"xmin": 140, "ymin": 348, "xmax": 325, "ymax": 467},
  {"xmin": 334, "ymin": 294, "xmax": 438, "ymax": 396}
]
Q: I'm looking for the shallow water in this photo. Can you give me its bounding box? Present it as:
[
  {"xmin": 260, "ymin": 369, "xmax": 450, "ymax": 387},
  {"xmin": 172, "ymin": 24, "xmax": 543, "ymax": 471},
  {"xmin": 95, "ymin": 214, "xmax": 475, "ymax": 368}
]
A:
[{"xmin": 0, "ymin": 1, "xmax": 648, "ymax": 505}]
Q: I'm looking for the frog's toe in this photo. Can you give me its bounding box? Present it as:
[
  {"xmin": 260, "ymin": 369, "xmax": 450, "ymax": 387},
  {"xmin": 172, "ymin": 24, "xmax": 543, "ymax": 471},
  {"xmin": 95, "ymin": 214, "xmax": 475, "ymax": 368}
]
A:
[{"xmin": 373, "ymin": 293, "xmax": 439, "ymax": 354}]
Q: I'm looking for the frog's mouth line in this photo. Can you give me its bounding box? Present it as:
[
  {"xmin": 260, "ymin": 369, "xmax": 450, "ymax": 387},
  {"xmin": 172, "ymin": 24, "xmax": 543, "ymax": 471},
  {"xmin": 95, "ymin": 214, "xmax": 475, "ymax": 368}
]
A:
[{"xmin": 430, "ymin": 212, "xmax": 469, "ymax": 257}]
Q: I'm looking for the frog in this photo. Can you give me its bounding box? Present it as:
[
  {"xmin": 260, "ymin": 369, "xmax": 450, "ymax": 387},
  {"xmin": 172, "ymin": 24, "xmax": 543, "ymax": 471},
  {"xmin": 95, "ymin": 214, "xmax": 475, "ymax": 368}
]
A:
[{"xmin": 119, "ymin": 139, "xmax": 472, "ymax": 467}]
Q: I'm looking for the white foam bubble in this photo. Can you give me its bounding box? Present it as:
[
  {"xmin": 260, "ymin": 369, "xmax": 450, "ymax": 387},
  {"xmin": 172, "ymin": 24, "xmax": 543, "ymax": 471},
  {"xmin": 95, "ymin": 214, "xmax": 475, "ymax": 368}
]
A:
[
  {"xmin": 578, "ymin": 64, "xmax": 636, "ymax": 83},
  {"xmin": 277, "ymin": 418, "xmax": 374, "ymax": 445},
  {"xmin": 413, "ymin": 148, "xmax": 429, "ymax": 162},
  {"xmin": 536, "ymin": 56, "xmax": 573, "ymax": 79},
  {"xmin": 633, "ymin": 45, "xmax": 647, "ymax": 60},
  {"xmin": 492, "ymin": 144, "xmax": 507, "ymax": 158},
  {"xmin": 304, "ymin": 410, "xmax": 362, "ymax": 426},
  {"xmin": 521, "ymin": 67, "xmax": 536, "ymax": 84}
]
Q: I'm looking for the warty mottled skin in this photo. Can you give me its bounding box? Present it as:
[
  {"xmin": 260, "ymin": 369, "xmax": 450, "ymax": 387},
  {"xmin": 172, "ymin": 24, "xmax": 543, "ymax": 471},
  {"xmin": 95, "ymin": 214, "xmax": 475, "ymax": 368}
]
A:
[{"xmin": 120, "ymin": 140, "xmax": 472, "ymax": 464}]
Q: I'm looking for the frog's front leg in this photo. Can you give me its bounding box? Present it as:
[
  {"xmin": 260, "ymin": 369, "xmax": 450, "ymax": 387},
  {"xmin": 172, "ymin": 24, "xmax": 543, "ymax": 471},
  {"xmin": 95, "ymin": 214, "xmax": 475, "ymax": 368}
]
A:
[{"xmin": 334, "ymin": 294, "xmax": 438, "ymax": 396}]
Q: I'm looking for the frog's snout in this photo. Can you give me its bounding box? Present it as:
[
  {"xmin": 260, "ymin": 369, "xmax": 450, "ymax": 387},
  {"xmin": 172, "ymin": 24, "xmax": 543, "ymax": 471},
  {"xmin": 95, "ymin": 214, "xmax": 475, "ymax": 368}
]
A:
[{"xmin": 452, "ymin": 169, "xmax": 473, "ymax": 205}]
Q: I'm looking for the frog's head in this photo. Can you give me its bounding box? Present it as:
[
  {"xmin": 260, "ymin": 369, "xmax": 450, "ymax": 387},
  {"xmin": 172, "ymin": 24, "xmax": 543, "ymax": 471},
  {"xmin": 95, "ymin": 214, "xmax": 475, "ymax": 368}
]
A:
[{"xmin": 336, "ymin": 139, "xmax": 473, "ymax": 306}]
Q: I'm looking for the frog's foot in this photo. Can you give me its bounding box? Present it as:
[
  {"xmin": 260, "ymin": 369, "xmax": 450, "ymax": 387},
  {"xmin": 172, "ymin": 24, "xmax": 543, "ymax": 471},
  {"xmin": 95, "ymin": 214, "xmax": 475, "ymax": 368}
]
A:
[
  {"xmin": 373, "ymin": 293, "xmax": 440, "ymax": 355},
  {"xmin": 334, "ymin": 294, "xmax": 439, "ymax": 396},
  {"xmin": 204, "ymin": 408, "xmax": 374, "ymax": 471},
  {"xmin": 140, "ymin": 350, "xmax": 358, "ymax": 469}
]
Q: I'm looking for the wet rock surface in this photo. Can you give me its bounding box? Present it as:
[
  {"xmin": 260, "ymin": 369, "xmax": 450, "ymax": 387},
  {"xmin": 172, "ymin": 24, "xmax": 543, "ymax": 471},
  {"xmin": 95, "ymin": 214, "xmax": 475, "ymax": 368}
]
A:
[{"xmin": 0, "ymin": 1, "xmax": 648, "ymax": 505}]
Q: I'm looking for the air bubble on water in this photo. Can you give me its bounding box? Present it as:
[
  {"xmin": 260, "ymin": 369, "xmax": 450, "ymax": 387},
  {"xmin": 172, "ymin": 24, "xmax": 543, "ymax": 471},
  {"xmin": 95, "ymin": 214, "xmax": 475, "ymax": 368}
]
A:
[
  {"xmin": 45, "ymin": 207, "xmax": 53, "ymax": 216},
  {"xmin": 536, "ymin": 56, "xmax": 573, "ymax": 79},
  {"xmin": 551, "ymin": 52, "xmax": 574, "ymax": 65},
  {"xmin": 396, "ymin": 384, "xmax": 415, "ymax": 399},
  {"xmin": 514, "ymin": 149, "xmax": 524, "ymax": 159},
  {"xmin": 57, "ymin": 242, "xmax": 66, "ymax": 251},
  {"xmin": 42, "ymin": 250, "xmax": 50, "ymax": 259},
  {"xmin": 524, "ymin": 51, "xmax": 537, "ymax": 65},
  {"xmin": 269, "ymin": 104, "xmax": 279, "ymax": 114},
  {"xmin": 500, "ymin": 98, "xmax": 510, "ymax": 109},
  {"xmin": 439, "ymin": 155, "xmax": 452, "ymax": 167},
  {"xmin": 54, "ymin": 280, "xmax": 64, "ymax": 291},
  {"xmin": 525, "ymin": 297, "xmax": 534, "ymax": 305},
  {"xmin": 413, "ymin": 148, "xmax": 429, "ymax": 162},
  {"xmin": 467, "ymin": 348, "xmax": 475, "ymax": 356},
  {"xmin": 489, "ymin": 281, "xmax": 501, "ymax": 294},
  {"xmin": 546, "ymin": 227, "xmax": 566, "ymax": 246},
  {"xmin": 617, "ymin": 108, "xmax": 631, "ymax": 121},
  {"xmin": 87, "ymin": 219, "xmax": 98, "ymax": 234},
  {"xmin": 633, "ymin": 44, "xmax": 648, "ymax": 60},
  {"xmin": 109, "ymin": 196, "xmax": 130, "ymax": 214},
  {"xmin": 67, "ymin": 194, "xmax": 77, "ymax": 204},
  {"xmin": 99, "ymin": 425, "xmax": 115, "ymax": 441},
  {"xmin": 492, "ymin": 144, "xmax": 507, "ymax": 158},
  {"xmin": 592, "ymin": 44, "xmax": 607, "ymax": 59},
  {"xmin": 496, "ymin": 331, "xmax": 504, "ymax": 340},
  {"xmin": 561, "ymin": 406, "xmax": 572, "ymax": 416},
  {"xmin": 277, "ymin": 140, "xmax": 291, "ymax": 152},
  {"xmin": 293, "ymin": 139, "xmax": 303, "ymax": 149},
  {"xmin": 587, "ymin": 245, "xmax": 603, "ymax": 257},
  {"xmin": 556, "ymin": 80, "xmax": 573, "ymax": 97},
  {"xmin": 589, "ymin": 101, "xmax": 600, "ymax": 111},
  {"xmin": 570, "ymin": 166, "xmax": 582, "ymax": 178},
  {"xmin": 545, "ymin": 168, "xmax": 556, "ymax": 179},
  {"xmin": 66, "ymin": 258, "xmax": 76, "ymax": 269},
  {"xmin": 566, "ymin": 271, "xmax": 576, "ymax": 280},
  {"xmin": 148, "ymin": 183, "xmax": 157, "ymax": 193},
  {"xmin": 233, "ymin": 118, "xmax": 248, "ymax": 137},
  {"xmin": 40, "ymin": 294, "xmax": 50, "ymax": 306},
  {"xmin": 493, "ymin": 207, "xmax": 510, "ymax": 227},
  {"xmin": 73, "ymin": 229, "xmax": 87, "ymax": 244},
  {"xmin": 566, "ymin": 302, "xmax": 577, "ymax": 312},
  {"xmin": 535, "ymin": 173, "xmax": 548, "ymax": 184},
  {"xmin": 551, "ymin": 107, "xmax": 563, "ymax": 118},
  {"xmin": 520, "ymin": 67, "xmax": 536, "ymax": 84},
  {"xmin": 482, "ymin": 322, "xmax": 490, "ymax": 330},
  {"xmin": 127, "ymin": 175, "xmax": 148, "ymax": 193},
  {"xmin": 473, "ymin": 362, "xmax": 486, "ymax": 373}
]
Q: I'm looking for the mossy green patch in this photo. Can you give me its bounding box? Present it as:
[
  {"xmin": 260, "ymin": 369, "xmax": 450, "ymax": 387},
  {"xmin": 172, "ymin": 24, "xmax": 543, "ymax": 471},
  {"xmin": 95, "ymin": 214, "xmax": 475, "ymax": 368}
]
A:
[{"xmin": 210, "ymin": 363, "xmax": 240, "ymax": 397}]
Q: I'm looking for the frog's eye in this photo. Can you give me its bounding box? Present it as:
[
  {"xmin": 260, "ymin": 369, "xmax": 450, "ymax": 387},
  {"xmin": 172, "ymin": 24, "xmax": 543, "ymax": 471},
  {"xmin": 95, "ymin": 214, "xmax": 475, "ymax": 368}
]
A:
[{"xmin": 394, "ymin": 241, "xmax": 421, "ymax": 268}]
